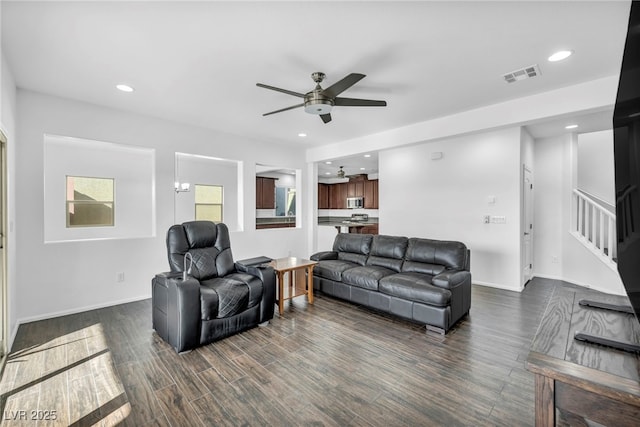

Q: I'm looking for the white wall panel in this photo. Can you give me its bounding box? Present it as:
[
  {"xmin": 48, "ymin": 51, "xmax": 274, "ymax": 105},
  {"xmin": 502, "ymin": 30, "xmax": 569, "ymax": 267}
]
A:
[
  {"xmin": 43, "ymin": 135, "xmax": 155, "ymax": 242},
  {"xmin": 578, "ymin": 129, "xmax": 615, "ymax": 205},
  {"xmin": 379, "ymin": 127, "xmax": 523, "ymax": 291}
]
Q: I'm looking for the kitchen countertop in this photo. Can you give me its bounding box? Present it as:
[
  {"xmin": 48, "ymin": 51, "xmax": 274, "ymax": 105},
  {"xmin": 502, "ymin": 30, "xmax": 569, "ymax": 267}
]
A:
[
  {"xmin": 319, "ymin": 221, "xmax": 373, "ymax": 227},
  {"xmin": 318, "ymin": 216, "xmax": 378, "ymax": 227},
  {"xmin": 256, "ymin": 216, "xmax": 296, "ymax": 224}
]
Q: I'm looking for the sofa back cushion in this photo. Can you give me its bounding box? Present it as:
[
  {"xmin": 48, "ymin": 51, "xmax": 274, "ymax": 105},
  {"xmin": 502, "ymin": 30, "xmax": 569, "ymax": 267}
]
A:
[
  {"xmin": 366, "ymin": 235, "xmax": 408, "ymax": 272},
  {"xmin": 402, "ymin": 238, "xmax": 468, "ymax": 274},
  {"xmin": 334, "ymin": 233, "xmax": 373, "ymax": 266}
]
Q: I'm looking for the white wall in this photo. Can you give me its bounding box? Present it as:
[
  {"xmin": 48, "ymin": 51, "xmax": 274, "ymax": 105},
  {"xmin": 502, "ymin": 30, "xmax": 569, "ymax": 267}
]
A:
[
  {"xmin": 15, "ymin": 89, "xmax": 309, "ymax": 325},
  {"xmin": 44, "ymin": 135, "xmax": 156, "ymax": 242},
  {"xmin": 533, "ymin": 133, "xmax": 625, "ymax": 295},
  {"xmin": 533, "ymin": 135, "xmax": 566, "ymax": 279},
  {"xmin": 174, "ymin": 153, "xmax": 240, "ymax": 230},
  {"xmin": 380, "ymin": 127, "xmax": 523, "ymax": 291},
  {"xmin": 578, "ymin": 129, "xmax": 615, "ymax": 205}
]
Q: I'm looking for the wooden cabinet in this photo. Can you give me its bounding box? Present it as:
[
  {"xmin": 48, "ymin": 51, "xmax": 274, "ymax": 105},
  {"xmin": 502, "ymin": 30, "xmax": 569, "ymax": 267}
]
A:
[
  {"xmin": 347, "ymin": 181, "xmax": 364, "ymax": 198},
  {"xmin": 329, "ymin": 183, "xmax": 348, "ymax": 209},
  {"xmin": 319, "ymin": 179, "xmax": 378, "ymax": 209},
  {"xmin": 318, "ymin": 183, "xmax": 330, "ymax": 209},
  {"xmin": 364, "ymin": 179, "xmax": 378, "ymax": 209},
  {"xmin": 256, "ymin": 177, "xmax": 276, "ymax": 209},
  {"xmin": 360, "ymin": 224, "xmax": 379, "ymax": 235}
]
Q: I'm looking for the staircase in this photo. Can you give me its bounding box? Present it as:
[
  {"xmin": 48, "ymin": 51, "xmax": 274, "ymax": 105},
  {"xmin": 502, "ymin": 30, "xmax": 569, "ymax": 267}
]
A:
[{"xmin": 571, "ymin": 189, "xmax": 617, "ymax": 271}]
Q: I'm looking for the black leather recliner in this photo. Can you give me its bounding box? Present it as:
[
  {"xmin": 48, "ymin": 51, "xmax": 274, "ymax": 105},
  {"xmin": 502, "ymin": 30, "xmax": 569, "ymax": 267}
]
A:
[{"xmin": 152, "ymin": 221, "xmax": 276, "ymax": 352}]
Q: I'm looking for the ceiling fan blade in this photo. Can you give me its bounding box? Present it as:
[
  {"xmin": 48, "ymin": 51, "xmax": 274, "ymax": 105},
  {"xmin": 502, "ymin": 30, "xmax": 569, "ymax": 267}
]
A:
[
  {"xmin": 263, "ymin": 103, "xmax": 304, "ymax": 116},
  {"xmin": 322, "ymin": 73, "xmax": 366, "ymax": 98},
  {"xmin": 256, "ymin": 83, "xmax": 305, "ymax": 98},
  {"xmin": 320, "ymin": 113, "xmax": 332, "ymax": 124},
  {"xmin": 334, "ymin": 97, "xmax": 387, "ymax": 107}
]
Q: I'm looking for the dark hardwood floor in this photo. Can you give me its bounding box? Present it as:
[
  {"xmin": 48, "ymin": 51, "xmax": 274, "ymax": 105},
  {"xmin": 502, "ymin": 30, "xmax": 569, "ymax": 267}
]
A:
[{"xmin": 0, "ymin": 278, "xmax": 571, "ymax": 426}]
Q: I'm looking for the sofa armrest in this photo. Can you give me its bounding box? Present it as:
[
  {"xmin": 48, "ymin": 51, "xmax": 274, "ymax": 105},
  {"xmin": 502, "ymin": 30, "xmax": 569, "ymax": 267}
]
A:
[
  {"xmin": 310, "ymin": 251, "xmax": 338, "ymax": 261},
  {"xmin": 236, "ymin": 263, "xmax": 276, "ymax": 322},
  {"xmin": 432, "ymin": 270, "xmax": 471, "ymax": 289}
]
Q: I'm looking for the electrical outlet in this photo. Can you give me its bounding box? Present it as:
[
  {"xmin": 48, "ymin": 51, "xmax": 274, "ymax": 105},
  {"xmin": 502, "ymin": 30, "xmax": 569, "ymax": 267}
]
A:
[
  {"xmin": 551, "ymin": 256, "xmax": 559, "ymax": 264},
  {"xmin": 117, "ymin": 272, "xmax": 125, "ymax": 282}
]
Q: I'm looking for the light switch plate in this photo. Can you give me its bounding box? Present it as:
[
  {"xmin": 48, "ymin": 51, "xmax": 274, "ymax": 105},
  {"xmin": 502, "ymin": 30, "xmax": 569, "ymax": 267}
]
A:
[{"xmin": 491, "ymin": 215, "xmax": 507, "ymax": 224}]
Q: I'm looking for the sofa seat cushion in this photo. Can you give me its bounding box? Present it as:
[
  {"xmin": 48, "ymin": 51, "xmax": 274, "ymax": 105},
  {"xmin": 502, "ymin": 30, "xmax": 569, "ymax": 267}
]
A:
[
  {"xmin": 379, "ymin": 273, "xmax": 452, "ymax": 307},
  {"xmin": 314, "ymin": 260, "xmax": 360, "ymax": 282},
  {"xmin": 200, "ymin": 276, "xmax": 253, "ymax": 320},
  {"xmin": 342, "ymin": 266, "xmax": 396, "ymax": 291}
]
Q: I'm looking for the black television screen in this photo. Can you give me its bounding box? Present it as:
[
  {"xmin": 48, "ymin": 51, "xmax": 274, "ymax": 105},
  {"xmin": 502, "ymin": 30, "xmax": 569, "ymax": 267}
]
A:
[{"xmin": 614, "ymin": 0, "xmax": 640, "ymax": 322}]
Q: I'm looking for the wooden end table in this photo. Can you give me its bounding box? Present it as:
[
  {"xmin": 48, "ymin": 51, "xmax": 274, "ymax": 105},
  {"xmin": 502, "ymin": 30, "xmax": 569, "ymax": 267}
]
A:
[
  {"xmin": 526, "ymin": 286, "xmax": 640, "ymax": 426},
  {"xmin": 268, "ymin": 257, "xmax": 317, "ymax": 316}
]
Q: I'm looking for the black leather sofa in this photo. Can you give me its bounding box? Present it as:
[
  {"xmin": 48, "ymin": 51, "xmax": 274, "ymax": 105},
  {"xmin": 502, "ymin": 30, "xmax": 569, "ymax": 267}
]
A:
[
  {"xmin": 310, "ymin": 233, "xmax": 471, "ymax": 333},
  {"xmin": 152, "ymin": 221, "xmax": 276, "ymax": 352}
]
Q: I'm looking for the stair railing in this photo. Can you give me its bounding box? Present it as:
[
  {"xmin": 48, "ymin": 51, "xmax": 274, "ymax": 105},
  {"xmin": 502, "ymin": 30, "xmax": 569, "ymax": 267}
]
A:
[{"xmin": 572, "ymin": 189, "xmax": 617, "ymax": 266}]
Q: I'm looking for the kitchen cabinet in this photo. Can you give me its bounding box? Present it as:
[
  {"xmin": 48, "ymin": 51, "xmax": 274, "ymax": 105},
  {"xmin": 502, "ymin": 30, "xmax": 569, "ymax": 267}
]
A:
[
  {"xmin": 329, "ymin": 182, "xmax": 348, "ymax": 209},
  {"xmin": 364, "ymin": 179, "xmax": 378, "ymax": 209},
  {"xmin": 347, "ymin": 181, "xmax": 364, "ymax": 198},
  {"xmin": 319, "ymin": 178, "xmax": 378, "ymax": 209},
  {"xmin": 256, "ymin": 177, "xmax": 276, "ymax": 209},
  {"xmin": 318, "ymin": 183, "xmax": 330, "ymax": 209},
  {"xmin": 360, "ymin": 224, "xmax": 379, "ymax": 235}
]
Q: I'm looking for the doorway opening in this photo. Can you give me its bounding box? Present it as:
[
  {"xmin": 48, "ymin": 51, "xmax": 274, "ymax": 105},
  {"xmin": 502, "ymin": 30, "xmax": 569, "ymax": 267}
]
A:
[{"xmin": 522, "ymin": 165, "xmax": 534, "ymax": 287}]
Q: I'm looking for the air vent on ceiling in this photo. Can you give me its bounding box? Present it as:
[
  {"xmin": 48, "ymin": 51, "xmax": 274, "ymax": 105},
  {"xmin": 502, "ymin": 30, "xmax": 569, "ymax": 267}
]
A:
[{"xmin": 503, "ymin": 64, "xmax": 541, "ymax": 83}]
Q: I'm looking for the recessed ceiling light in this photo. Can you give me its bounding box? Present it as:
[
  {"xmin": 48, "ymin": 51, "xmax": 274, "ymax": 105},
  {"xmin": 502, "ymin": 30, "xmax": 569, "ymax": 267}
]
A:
[
  {"xmin": 325, "ymin": 172, "xmax": 331, "ymax": 175},
  {"xmin": 325, "ymin": 161, "xmax": 332, "ymax": 164},
  {"xmin": 360, "ymin": 167, "xmax": 366, "ymax": 171},
  {"xmin": 364, "ymin": 154, "xmax": 371, "ymax": 158},
  {"xmin": 298, "ymin": 133, "xmax": 307, "ymax": 137},
  {"xmin": 565, "ymin": 124, "xmax": 579, "ymax": 129},
  {"xmin": 548, "ymin": 50, "xmax": 573, "ymax": 62},
  {"xmin": 116, "ymin": 84, "xmax": 134, "ymax": 92}
]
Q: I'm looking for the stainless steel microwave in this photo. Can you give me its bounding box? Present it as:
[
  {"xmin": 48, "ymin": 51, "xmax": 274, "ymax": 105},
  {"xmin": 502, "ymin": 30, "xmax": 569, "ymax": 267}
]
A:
[{"xmin": 347, "ymin": 197, "xmax": 364, "ymax": 209}]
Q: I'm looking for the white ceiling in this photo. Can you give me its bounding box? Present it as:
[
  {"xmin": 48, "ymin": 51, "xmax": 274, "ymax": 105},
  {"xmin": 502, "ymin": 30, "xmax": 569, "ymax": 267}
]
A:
[{"xmin": 2, "ymin": 1, "xmax": 631, "ymax": 176}]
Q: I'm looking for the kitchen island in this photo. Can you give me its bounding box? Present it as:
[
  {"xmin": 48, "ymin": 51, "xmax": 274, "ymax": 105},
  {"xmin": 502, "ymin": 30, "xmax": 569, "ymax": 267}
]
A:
[{"xmin": 318, "ymin": 215, "xmax": 378, "ymax": 234}]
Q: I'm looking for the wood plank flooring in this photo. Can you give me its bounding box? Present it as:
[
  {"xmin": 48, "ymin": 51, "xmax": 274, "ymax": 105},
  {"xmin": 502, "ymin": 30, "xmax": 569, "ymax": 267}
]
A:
[{"xmin": 0, "ymin": 278, "xmax": 573, "ymax": 426}]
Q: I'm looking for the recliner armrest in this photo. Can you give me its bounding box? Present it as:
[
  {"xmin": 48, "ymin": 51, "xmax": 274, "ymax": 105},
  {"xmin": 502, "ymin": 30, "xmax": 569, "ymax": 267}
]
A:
[
  {"xmin": 235, "ymin": 263, "xmax": 276, "ymax": 322},
  {"xmin": 310, "ymin": 251, "xmax": 338, "ymax": 261},
  {"xmin": 432, "ymin": 270, "xmax": 471, "ymax": 289},
  {"xmin": 152, "ymin": 273, "xmax": 201, "ymax": 353}
]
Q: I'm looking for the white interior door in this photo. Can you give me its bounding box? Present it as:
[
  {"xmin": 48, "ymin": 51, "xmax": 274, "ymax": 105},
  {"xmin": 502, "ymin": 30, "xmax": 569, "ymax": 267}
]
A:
[{"xmin": 522, "ymin": 165, "xmax": 534, "ymax": 285}]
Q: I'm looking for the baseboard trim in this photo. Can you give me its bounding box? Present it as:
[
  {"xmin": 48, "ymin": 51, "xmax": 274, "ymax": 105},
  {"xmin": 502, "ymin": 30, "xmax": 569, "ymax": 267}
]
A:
[
  {"xmin": 14, "ymin": 293, "xmax": 151, "ymax": 330},
  {"xmin": 473, "ymin": 281, "xmax": 523, "ymax": 292}
]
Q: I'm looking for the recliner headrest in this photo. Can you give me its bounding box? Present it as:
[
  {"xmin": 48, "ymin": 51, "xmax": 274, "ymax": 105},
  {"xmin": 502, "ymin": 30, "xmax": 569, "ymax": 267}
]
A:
[{"xmin": 183, "ymin": 221, "xmax": 218, "ymax": 249}]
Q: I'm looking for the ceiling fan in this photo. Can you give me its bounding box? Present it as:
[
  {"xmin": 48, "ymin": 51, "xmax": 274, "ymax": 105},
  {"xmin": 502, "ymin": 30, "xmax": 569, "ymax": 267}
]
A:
[{"xmin": 256, "ymin": 72, "xmax": 387, "ymax": 124}]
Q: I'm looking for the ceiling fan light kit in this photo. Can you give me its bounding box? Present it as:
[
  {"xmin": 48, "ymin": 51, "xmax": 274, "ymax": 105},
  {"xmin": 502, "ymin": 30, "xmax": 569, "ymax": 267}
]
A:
[{"xmin": 257, "ymin": 72, "xmax": 387, "ymax": 124}]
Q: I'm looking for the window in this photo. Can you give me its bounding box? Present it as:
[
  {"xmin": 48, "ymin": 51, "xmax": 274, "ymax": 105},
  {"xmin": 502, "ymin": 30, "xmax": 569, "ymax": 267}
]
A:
[
  {"xmin": 195, "ymin": 184, "xmax": 223, "ymax": 222},
  {"xmin": 66, "ymin": 176, "xmax": 114, "ymax": 227}
]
